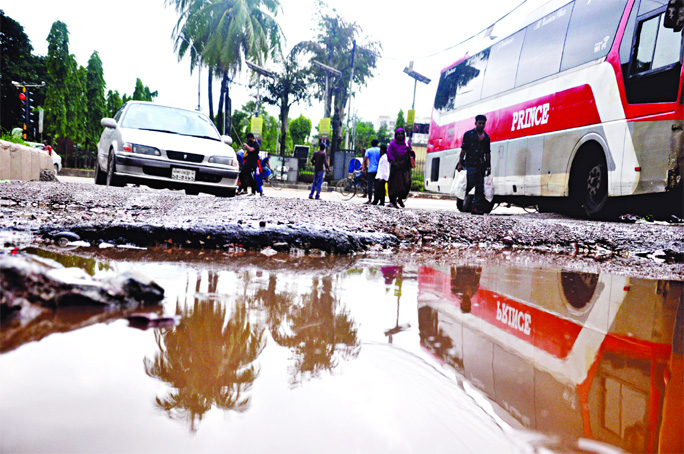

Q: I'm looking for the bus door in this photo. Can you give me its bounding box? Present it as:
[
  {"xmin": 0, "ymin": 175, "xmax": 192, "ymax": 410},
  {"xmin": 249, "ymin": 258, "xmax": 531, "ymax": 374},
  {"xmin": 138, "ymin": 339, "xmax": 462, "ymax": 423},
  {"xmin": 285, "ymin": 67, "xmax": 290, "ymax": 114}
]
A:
[{"xmin": 622, "ymin": 2, "xmax": 684, "ymax": 193}]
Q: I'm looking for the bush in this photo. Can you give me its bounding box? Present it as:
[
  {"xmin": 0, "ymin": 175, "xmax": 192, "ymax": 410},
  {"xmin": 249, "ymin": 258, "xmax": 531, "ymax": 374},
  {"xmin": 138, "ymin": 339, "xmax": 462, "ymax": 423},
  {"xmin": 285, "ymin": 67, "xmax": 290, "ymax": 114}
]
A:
[{"xmin": 411, "ymin": 173, "xmax": 424, "ymax": 192}]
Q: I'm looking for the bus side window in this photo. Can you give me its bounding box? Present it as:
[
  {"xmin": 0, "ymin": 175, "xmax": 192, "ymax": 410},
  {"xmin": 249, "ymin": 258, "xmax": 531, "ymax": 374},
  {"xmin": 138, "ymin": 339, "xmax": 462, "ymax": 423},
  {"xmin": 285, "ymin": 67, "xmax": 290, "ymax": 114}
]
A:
[
  {"xmin": 481, "ymin": 30, "xmax": 525, "ymax": 99},
  {"xmin": 561, "ymin": 0, "xmax": 630, "ymax": 72},
  {"xmin": 515, "ymin": 3, "xmax": 574, "ymax": 87},
  {"xmin": 431, "ymin": 158, "xmax": 440, "ymax": 182},
  {"xmin": 626, "ymin": 9, "xmax": 683, "ymax": 103}
]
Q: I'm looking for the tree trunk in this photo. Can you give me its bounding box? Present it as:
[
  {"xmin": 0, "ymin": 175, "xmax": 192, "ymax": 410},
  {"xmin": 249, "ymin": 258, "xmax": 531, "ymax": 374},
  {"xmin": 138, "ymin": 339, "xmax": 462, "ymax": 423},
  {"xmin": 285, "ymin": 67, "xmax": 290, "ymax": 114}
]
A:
[
  {"xmin": 279, "ymin": 102, "xmax": 289, "ymax": 156},
  {"xmin": 223, "ymin": 71, "xmax": 231, "ymax": 137},
  {"xmin": 208, "ymin": 68, "xmax": 214, "ymax": 122},
  {"xmin": 217, "ymin": 74, "xmax": 225, "ymax": 134}
]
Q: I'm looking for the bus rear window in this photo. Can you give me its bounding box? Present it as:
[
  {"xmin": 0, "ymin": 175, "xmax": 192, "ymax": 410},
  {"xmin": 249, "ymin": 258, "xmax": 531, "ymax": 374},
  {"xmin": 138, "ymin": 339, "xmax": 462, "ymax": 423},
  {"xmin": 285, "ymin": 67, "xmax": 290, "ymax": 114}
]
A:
[
  {"xmin": 434, "ymin": 66, "xmax": 459, "ymax": 112},
  {"xmin": 515, "ymin": 4, "xmax": 574, "ymax": 87},
  {"xmin": 561, "ymin": 0, "xmax": 629, "ymax": 71}
]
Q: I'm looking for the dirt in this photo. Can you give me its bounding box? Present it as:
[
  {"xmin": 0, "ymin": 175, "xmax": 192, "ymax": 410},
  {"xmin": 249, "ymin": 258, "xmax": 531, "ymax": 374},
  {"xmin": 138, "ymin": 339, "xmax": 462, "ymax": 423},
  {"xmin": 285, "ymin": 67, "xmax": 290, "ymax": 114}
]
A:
[{"xmin": 1, "ymin": 180, "xmax": 682, "ymax": 280}]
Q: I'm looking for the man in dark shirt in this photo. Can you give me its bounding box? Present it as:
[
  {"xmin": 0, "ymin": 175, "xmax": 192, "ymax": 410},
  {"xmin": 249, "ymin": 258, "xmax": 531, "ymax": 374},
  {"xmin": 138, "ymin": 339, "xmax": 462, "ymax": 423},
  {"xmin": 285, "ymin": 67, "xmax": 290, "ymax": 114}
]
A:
[
  {"xmin": 309, "ymin": 143, "xmax": 330, "ymax": 199},
  {"xmin": 457, "ymin": 114, "xmax": 491, "ymax": 214},
  {"xmin": 241, "ymin": 132, "xmax": 260, "ymax": 195}
]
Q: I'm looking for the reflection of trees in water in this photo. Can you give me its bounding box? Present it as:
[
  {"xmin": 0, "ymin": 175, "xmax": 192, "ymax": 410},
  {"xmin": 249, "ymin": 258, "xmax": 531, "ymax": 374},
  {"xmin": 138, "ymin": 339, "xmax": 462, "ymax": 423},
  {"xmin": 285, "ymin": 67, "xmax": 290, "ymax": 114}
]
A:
[
  {"xmin": 257, "ymin": 274, "xmax": 359, "ymax": 385},
  {"xmin": 144, "ymin": 271, "xmax": 264, "ymax": 433}
]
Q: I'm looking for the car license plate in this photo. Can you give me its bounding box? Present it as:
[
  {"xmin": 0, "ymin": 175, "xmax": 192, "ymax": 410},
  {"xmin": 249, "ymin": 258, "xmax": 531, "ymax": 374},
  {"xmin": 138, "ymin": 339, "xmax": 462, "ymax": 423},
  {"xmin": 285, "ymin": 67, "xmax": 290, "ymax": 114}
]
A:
[{"xmin": 172, "ymin": 168, "xmax": 196, "ymax": 182}]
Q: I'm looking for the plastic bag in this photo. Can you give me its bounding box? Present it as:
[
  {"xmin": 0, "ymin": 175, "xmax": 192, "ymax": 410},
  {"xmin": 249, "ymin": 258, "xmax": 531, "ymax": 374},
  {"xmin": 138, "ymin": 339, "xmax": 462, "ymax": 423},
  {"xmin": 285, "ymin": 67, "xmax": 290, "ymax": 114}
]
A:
[
  {"xmin": 484, "ymin": 174, "xmax": 494, "ymax": 202},
  {"xmin": 450, "ymin": 170, "xmax": 467, "ymax": 200}
]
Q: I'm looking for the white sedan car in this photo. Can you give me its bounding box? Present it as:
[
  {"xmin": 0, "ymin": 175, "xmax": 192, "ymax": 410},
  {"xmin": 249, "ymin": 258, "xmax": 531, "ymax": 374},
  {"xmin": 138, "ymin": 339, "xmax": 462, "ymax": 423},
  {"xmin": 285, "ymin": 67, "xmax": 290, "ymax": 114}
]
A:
[{"xmin": 95, "ymin": 101, "xmax": 239, "ymax": 196}]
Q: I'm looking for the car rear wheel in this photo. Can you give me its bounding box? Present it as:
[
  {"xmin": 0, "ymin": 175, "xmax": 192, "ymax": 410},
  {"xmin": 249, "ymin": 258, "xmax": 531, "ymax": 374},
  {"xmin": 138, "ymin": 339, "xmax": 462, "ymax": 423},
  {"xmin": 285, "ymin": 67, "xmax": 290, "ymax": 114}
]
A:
[
  {"xmin": 106, "ymin": 151, "xmax": 126, "ymax": 187},
  {"xmin": 54, "ymin": 164, "xmax": 60, "ymax": 174}
]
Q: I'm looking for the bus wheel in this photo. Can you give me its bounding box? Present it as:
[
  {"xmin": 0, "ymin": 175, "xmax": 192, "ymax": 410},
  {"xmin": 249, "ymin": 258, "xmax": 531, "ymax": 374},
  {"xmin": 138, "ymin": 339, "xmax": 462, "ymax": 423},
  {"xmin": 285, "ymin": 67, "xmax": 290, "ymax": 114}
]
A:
[
  {"xmin": 583, "ymin": 160, "xmax": 608, "ymax": 218},
  {"xmin": 571, "ymin": 155, "xmax": 608, "ymax": 219}
]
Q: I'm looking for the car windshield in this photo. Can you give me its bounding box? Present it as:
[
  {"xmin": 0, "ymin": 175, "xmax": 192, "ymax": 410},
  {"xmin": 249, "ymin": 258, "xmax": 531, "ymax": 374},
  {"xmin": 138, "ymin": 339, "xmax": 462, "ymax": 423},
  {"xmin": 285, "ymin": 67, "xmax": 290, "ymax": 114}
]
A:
[{"xmin": 120, "ymin": 104, "xmax": 221, "ymax": 140}]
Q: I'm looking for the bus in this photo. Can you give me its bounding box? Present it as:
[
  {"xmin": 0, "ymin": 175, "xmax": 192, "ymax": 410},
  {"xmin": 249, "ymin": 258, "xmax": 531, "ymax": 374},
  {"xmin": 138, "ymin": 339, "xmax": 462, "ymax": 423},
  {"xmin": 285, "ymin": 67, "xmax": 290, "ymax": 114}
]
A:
[{"xmin": 425, "ymin": 0, "xmax": 683, "ymax": 219}]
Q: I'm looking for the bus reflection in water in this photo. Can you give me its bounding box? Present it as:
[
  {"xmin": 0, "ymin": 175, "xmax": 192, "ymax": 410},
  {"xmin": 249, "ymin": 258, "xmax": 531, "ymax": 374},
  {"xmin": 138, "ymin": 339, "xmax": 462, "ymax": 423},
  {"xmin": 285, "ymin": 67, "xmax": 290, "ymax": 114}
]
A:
[{"xmin": 417, "ymin": 264, "xmax": 682, "ymax": 453}]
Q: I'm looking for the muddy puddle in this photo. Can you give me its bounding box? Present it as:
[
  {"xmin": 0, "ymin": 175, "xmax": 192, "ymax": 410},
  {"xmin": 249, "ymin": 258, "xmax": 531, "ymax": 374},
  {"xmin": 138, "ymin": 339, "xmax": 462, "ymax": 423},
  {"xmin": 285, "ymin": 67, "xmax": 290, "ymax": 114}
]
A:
[{"xmin": 1, "ymin": 247, "xmax": 681, "ymax": 454}]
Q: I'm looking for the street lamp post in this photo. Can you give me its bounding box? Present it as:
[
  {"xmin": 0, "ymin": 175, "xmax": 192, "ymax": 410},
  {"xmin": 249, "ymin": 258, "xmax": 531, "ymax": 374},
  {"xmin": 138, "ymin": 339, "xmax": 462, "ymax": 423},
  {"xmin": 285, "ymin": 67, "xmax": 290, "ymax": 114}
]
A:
[
  {"xmin": 402, "ymin": 61, "xmax": 431, "ymax": 140},
  {"xmin": 246, "ymin": 61, "xmax": 276, "ymax": 118}
]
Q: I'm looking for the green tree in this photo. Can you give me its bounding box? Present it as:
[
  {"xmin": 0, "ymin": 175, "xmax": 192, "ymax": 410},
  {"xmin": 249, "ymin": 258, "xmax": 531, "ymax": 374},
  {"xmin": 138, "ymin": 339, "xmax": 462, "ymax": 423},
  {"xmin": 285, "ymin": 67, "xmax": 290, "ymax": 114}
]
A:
[
  {"xmin": 0, "ymin": 12, "xmax": 46, "ymax": 135},
  {"xmin": 295, "ymin": 8, "xmax": 381, "ymax": 153},
  {"xmin": 377, "ymin": 123, "xmax": 391, "ymax": 145},
  {"xmin": 85, "ymin": 51, "xmax": 106, "ymax": 166},
  {"xmin": 289, "ymin": 114, "xmax": 311, "ymax": 146},
  {"xmin": 106, "ymin": 90, "xmax": 123, "ymax": 117},
  {"xmin": 353, "ymin": 120, "xmax": 375, "ymax": 152},
  {"xmin": 130, "ymin": 78, "xmax": 158, "ymax": 101},
  {"xmin": 259, "ymin": 48, "xmax": 312, "ymax": 155},
  {"xmin": 44, "ymin": 20, "xmax": 71, "ymax": 140},
  {"xmin": 395, "ymin": 109, "xmax": 405, "ymax": 131},
  {"xmin": 166, "ymin": 0, "xmax": 285, "ymax": 134},
  {"xmin": 65, "ymin": 63, "xmax": 87, "ymax": 164}
]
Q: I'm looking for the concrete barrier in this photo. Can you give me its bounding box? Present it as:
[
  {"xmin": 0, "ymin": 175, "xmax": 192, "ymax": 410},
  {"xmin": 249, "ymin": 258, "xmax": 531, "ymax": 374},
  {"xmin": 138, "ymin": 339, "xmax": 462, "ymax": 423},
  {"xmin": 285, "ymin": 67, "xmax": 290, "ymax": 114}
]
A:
[{"xmin": 0, "ymin": 140, "xmax": 52, "ymax": 181}]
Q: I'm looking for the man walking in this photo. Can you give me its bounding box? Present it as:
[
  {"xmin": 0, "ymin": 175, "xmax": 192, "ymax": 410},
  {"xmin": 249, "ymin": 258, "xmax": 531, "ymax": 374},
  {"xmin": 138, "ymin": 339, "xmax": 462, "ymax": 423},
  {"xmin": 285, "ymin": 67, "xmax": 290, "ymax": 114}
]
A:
[
  {"xmin": 457, "ymin": 114, "xmax": 491, "ymax": 214},
  {"xmin": 363, "ymin": 139, "xmax": 381, "ymax": 204},
  {"xmin": 241, "ymin": 133, "xmax": 260, "ymax": 195},
  {"xmin": 309, "ymin": 143, "xmax": 330, "ymax": 200}
]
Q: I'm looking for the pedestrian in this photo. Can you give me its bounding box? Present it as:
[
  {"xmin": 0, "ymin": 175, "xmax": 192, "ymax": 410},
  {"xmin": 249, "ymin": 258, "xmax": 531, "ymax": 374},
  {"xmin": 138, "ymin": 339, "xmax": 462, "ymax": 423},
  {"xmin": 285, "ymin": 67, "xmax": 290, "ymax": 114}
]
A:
[
  {"xmin": 42, "ymin": 140, "xmax": 53, "ymax": 156},
  {"xmin": 241, "ymin": 133, "xmax": 260, "ymax": 195},
  {"xmin": 261, "ymin": 154, "xmax": 273, "ymax": 183},
  {"xmin": 236, "ymin": 148, "xmax": 245, "ymax": 194},
  {"xmin": 309, "ymin": 143, "xmax": 330, "ymax": 200},
  {"xmin": 457, "ymin": 114, "xmax": 491, "ymax": 214},
  {"xmin": 363, "ymin": 139, "xmax": 381, "ymax": 204},
  {"xmin": 372, "ymin": 144, "xmax": 389, "ymax": 206},
  {"xmin": 387, "ymin": 128, "xmax": 415, "ymax": 209}
]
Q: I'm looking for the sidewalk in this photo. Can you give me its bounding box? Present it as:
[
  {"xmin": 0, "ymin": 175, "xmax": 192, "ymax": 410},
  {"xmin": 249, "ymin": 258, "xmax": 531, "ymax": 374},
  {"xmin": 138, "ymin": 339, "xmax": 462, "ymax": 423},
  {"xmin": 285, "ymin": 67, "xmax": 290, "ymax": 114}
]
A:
[{"xmin": 59, "ymin": 168, "xmax": 453, "ymax": 200}]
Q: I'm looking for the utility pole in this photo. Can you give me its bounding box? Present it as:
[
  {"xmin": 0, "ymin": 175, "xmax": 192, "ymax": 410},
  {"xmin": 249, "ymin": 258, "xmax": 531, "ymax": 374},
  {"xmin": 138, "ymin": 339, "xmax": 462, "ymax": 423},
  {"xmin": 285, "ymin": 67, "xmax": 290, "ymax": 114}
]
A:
[
  {"xmin": 344, "ymin": 40, "xmax": 356, "ymax": 152},
  {"xmin": 312, "ymin": 60, "xmax": 341, "ymax": 119},
  {"xmin": 402, "ymin": 62, "xmax": 431, "ymax": 141}
]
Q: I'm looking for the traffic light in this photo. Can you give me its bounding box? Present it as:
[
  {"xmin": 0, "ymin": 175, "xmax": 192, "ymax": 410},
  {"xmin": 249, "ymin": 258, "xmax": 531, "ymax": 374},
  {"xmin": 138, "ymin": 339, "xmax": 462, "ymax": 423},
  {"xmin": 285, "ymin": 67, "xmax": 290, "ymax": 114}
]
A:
[
  {"xmin": 19, "ymin": 87, "xmax": 28, "ymax": 140},
  {"xmin": 26, "ymin": 90, "xmax": 35, "ymax": 136}
]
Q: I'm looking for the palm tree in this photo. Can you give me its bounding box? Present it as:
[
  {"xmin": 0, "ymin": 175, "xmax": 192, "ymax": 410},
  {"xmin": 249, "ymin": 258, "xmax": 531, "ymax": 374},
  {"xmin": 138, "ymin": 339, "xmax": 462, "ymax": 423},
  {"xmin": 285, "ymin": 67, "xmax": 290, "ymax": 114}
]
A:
[{"xmin": 166, "ymin": 0, "xmax": 285, "ymax": 134}]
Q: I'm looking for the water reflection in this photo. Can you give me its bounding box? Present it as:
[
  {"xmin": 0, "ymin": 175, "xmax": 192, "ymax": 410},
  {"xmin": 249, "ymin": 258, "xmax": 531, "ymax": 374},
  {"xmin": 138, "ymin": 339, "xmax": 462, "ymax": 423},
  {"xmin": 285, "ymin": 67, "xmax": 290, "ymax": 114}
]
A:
[
  {"xmin": 144, "ymin": 271, "xmax": 265, "ymax": 432},
  {"xmin": 256, "ymin": 273, "xmax": 359, "ymax": 386},
  {"xmin": 418, "ymin": 264, "xmax": 683, "ymax": 453},
  {"xmin": 0, "ymin": 248, "xmax": 681, "ymax": 453}
]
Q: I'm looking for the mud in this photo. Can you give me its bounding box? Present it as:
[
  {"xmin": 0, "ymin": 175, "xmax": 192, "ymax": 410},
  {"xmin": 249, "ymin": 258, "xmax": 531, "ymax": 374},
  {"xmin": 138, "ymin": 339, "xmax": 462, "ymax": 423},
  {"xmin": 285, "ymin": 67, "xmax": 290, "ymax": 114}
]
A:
[{"xmin": 1, "ymin": 180, "xmax": 682, "ymax": 280}]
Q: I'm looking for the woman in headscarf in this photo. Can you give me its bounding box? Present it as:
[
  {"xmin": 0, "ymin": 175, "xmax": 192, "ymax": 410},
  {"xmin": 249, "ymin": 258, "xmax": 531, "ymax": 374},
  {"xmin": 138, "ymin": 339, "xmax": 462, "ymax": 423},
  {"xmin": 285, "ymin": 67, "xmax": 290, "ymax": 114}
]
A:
[{"xmin": 387, "ymin": 128, "xmax": 415, "ymax": 208}]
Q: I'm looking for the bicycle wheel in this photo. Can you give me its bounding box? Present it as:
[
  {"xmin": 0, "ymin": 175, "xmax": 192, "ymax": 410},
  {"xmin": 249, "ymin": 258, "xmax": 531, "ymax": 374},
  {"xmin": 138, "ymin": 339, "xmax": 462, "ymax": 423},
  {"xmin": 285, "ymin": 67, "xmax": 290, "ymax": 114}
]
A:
[
  {"xmin": 336, "ymin": 179, "xmax": 356, "ymax": 201},
  {"xmin": 268, "ymin": 177, "xmax": 283, "ymax": 190}
]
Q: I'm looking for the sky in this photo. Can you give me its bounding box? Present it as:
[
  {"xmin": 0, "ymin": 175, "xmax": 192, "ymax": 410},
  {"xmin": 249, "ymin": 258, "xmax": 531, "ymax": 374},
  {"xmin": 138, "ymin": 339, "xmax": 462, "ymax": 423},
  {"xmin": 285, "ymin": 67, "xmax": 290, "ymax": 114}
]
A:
[{"xmin": 3, "ymin": 0, "xmax": 525, "ymax": 129}]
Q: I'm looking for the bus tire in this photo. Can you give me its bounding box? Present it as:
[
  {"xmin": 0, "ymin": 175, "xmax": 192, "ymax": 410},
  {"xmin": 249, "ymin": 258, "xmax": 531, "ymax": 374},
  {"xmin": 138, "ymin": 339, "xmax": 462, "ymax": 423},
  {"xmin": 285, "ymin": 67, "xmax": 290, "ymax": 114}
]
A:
[{"xmin": 571, "ymin": 153, "xmax": 608, "ymax": 219}]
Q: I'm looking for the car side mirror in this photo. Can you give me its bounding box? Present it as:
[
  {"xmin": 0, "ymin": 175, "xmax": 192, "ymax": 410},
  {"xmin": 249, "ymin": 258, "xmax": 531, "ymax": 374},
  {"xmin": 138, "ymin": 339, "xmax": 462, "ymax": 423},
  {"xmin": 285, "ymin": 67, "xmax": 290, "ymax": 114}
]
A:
[
  {"xmin": 101, "ymin": 118, "xmax": 117, "ymax": 129},
  {"xmin": 222, "ymin": 135, "xmax": 233, "ymax": 146}
]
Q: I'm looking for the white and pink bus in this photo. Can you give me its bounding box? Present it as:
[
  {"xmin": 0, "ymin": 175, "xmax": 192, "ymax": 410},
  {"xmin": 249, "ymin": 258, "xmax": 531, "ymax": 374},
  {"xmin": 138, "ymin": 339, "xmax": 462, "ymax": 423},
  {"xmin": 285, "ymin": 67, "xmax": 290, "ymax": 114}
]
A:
[{"xmin": 425, "ymin": 0, "xmax": 683, "ymax": 218}]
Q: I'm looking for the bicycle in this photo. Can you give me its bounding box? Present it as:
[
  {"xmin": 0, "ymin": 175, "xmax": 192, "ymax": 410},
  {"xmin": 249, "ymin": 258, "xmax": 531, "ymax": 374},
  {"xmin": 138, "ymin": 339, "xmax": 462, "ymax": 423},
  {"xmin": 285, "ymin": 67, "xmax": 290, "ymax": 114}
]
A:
[
  {"xmin": 263, "ymin": 166, "xmax": 287, "ymax": 191},
  {"xmin": 335, "ymin": 170, "xmax": 368, "ymax": 201}
]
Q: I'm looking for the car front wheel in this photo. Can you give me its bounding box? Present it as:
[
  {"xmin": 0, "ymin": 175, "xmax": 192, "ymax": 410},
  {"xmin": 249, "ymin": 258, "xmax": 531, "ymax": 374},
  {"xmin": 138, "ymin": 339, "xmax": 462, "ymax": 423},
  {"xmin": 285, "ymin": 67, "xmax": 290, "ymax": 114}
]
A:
[{"xmin": 106, "ymin": 151, "xmax": 125, "ymax": 187}]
